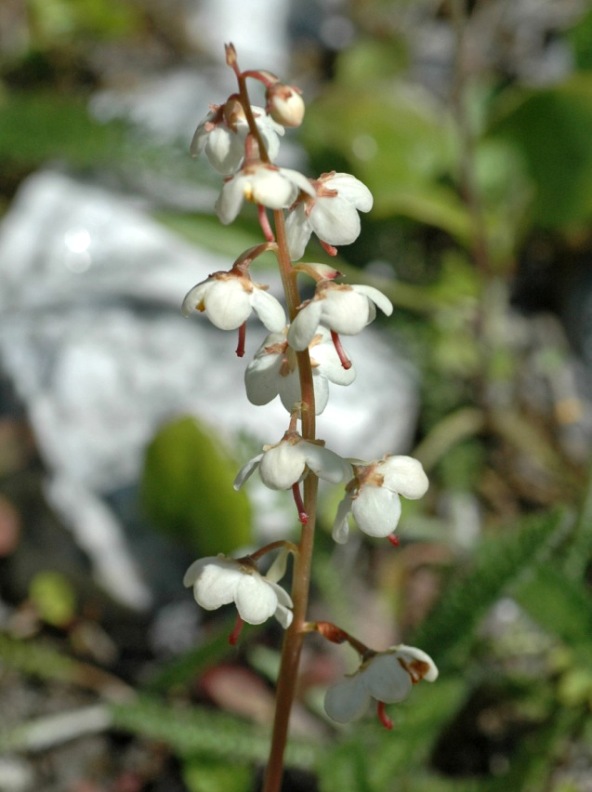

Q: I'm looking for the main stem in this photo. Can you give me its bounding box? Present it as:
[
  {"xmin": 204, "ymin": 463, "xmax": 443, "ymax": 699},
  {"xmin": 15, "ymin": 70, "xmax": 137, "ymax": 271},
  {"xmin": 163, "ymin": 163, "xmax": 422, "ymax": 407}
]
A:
[
  {"xmin": 235, "ymin": 62, "xmax": 318, "ymax": 791},
  {"xmin": 262, "ymin": 212, "xmax": 317, "ymax": 792}
]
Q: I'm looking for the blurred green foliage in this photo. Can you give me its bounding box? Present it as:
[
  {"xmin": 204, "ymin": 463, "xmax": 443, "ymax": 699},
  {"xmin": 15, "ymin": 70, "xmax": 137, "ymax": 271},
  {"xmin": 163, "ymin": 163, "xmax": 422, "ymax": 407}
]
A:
[
  {"xmin": 0, "ymin": 92, "xmax": 130, "ymax": 168},
  {"xmin": 141, "ymin": 416, "xmax": 252, "ymax": 556}
]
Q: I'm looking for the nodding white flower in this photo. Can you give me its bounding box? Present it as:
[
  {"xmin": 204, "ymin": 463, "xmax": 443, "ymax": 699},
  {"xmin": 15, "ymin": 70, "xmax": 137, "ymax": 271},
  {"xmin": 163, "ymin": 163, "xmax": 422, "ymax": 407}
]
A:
[
  {"xmin": 182, "ymin": 269, "xmax": 286, "ymax": 333},
  {"xmin": 183, "ymin": 554, "xmax": 293, "ymax": 628},
  {"xmin": 332, "ymin": 455, "xmax": 429, "ymax": 544},
  {"xmin": 285, "ymin": 172, "xmax": 373, "ymax": 260},
  {"xmin": 287, "ymin": 281, "xmax": 393, "ymax": 353},
  {"xmin": 266, "ymin": 83, "xmax": 305, "ymax": 128},
  {"xmin": 190, "ymin": 100, "xmax": 285, "ymax": 175},
  {"xmin": 216, "ymin": 163, "xmax": 314, "ymax": 226},
  {"xmin": 234, "ymin": 431, "xmax": 351, "ymax": 492},
  {"xmin": 244, "ymin": 326, "xmax": 356, "ymax": 415},
  {"xmin": 324, "ymin": 645, "xmax": 438, "ymax": 725}
]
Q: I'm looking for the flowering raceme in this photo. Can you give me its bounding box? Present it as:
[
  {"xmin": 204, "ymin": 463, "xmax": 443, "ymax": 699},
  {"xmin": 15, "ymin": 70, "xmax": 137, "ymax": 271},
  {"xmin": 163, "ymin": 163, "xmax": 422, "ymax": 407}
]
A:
[{"xmin": 181, "ymin": 45, "xmax": 436, "ymax": 786}]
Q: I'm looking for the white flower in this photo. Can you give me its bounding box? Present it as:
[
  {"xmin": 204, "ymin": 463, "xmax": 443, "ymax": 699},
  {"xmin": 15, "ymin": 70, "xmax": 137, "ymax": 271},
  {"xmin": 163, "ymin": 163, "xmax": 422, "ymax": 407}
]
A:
[
  {"xmin": 266, "ymin": 83, "xmax": 305, "ymax": 128},
  {"xmin": 244, "ymin": 327, "xmax": 356, "ymax": 415},
  {"xmin": 216, "ymin": 163, "xmax": 314, "ymax": 226},
  {"xmin": 234, "ymin": 431, "xmax": 351, "ymax": 492},
  {"xmin": 190, "ymin": 100, "xmax": 285, "ymax": 175},
  {"xmin": 285, "ymin": 172, "xmax": 373, "ymax": 260},
  {"xmin": 288, "ymin": 281, "xmax": 393, "ymax": 352},
  {"xmin": 324, "ymin": 645, "xmax": 438, "ymax": 724},
  {"xmin": 182, "ymin": 269, "xmax": 285, "ymax": 332},
  {"xmin": 332, "ymin": 456, "xmax": 429, "ymax": 544},
  {"xmin": 183, "ymin": 554, "xmax": 293, "ymax": 628}
]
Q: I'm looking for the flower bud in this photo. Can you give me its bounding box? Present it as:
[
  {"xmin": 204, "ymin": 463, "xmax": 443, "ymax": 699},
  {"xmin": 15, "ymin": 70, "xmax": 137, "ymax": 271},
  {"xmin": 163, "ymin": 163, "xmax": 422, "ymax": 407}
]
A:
[{"xmin": 266, "ymin": 84, "xmax": 305, "ymax": 128}]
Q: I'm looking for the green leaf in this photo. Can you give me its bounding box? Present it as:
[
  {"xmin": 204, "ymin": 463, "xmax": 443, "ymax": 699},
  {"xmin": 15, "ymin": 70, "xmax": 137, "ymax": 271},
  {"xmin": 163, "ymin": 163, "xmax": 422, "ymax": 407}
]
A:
[
  {"xmin": 0, "ymin": 632, "xmax": 77, "ymax": 684},
  {"xmin": 0, "ymin": 91, "xmax": 131, "ymax": 168},
  {"xmin": 489, "ymin": 76, "xmax": 592, "ymax": 228},
  {"xmin": 141, "ymin": 416, "xmax": 251, "ymax": 556},
  {"xmin": 153, "ymin": 211, "xmax": 265, "ymax": 260},
  {"xmin": 515, "ymin": 562, "xmax": 592, "ymax": 656},
  {"xmin": 110, "ymin": 695, "xmax": 318, "ymax": 768},
  {"xmin": 334, "ymin": 37, "xmax": 409, "ymax": 85},
  {"xmin": 302, "ymin": 85, "xmax": 471, "ymax": 242},
  {"xmin": 183, "ymin": 758, "xmax": 252, "ymax": 792},
  {"xmin": 567, "ymin": 7, "xmax": 592, "ymax": 72},
  {"xmin": 411, "ymin": 509, "xmax": 571, "ymax": 671},
  {"xmin": 27, "ymin": 0, "xmax": 140, "ymax": 44},
  {"xmin": 144, "ymin": 615, "xmax": 239, "ymax": 693},
  {"xmin": 29, "ymin": 571, "xmax": 76, "ymax": 627}
]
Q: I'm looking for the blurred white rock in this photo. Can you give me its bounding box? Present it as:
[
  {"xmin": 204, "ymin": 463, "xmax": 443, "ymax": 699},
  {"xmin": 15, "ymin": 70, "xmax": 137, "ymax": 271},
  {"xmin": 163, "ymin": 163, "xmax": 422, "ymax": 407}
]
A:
[{"xmin": 0, "ymin": 169, "xmax": 418, "ymax": 607}]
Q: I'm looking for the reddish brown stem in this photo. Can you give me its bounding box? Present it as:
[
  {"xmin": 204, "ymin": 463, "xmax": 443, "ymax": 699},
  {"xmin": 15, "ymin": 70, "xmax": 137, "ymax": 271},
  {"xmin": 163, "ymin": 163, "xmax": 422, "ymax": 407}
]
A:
[
  {"xmin": 228, "ymin": 615, "xmax": 244, "ymax": 646},
  {"xmin": 233, "ymin": 53, "xmax": 317, "ymax": 792},
  {"xmin": 377, "ymin": 700, "xmax": 394, "ymax": 730},
  {"xmin": 258, "ymin": 205, "xmax": 275, "ymax": 242},
  {"xmin": 330, "ymin": 330, "xmax": 352, "ymax": 370},
  {"xmin": 235, "ymin": 322, "xmax": 247, "ymax": 357},
  {"xmin": 291, "ymin": 483, "xmax": 308, "ymax": 524}
]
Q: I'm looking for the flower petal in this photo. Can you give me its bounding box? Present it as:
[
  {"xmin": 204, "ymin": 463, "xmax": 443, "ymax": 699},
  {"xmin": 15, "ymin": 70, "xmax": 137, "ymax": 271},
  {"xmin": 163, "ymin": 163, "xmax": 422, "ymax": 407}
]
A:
[
  {"xmin": 233, "ymin": 453, "xmax": 264, "ymax": 490},
  {"xmin": 310, "ymin": 336, "xmax": 356, "ymax": 386},
  {"xmin": 265, "ymin": 580, "xmax": 294, "ymax": 608},
  {"xmin": 364, "ymin": 653, "xmax": 413, "ymax": 704},
  {"xmin": 251, "ymin": 168, "xmax": 299, "ymax": 208},
  {"xmin": 309, "ymin": 370, "xmax": 330, "ymax": 414},
  {"xmin": 351, "ymin": 285, "xmax": 393, "ymax": 317},
  {"xmin": 394, "ymin": 645, "xmax": 439, "ymax": 683},
  {"xmin": 324, "ymin": 675, "xmax": 370, "ymax": 723},
  {"xmin": 181, "ymin": 281, "xmax": 210, "ymax": 317},
  {"xmin": 205, "ymin": 127, "xmax": 243, "ymax": 175},
  {"xmin": 265, "ymin": 551, "xmax": 291, "ymax": 585},
  {"xmin": 203, "ymin": 278, "xmax": 252, "ymax": 330},
  {"xmin": 258, "ymin": 442, "xmax": 306, "ymax": 489},
  {"xmin": 192, "ymin": 560, "xmax": 241, "ymax": 610},
  {"xmin": 216, "ymin": 176, "xmax": 247, "ymax": 225},
  {"xmin": 280, "ymin": 168, "xmax": 316, "ymax": 197},
  {"xmin": 288, "ymin": 300, "xmax": 323, "ymax": 351},
  {"xmin": 321, "ymin": 288, "xmax": 372, "ymax": 335},
  {"xmin": 274, "ymin": 603, "xmax": 294, "ymax": 628},
  {"xmin": 332, "ymin": 494, "xmax": 353, "ymax": 544},
  {"xmin": 278, "ymin": 369, "xmax": 304, "ymax": 414},
  {"xmin": 352, "ymin": 486, "xmax": 402, "ymax": 537},
  {"xmin": 250, "ymin": 288, "xmax": 287, "ymax": 332},
  {"xmin": 245, "ymin": 350, "xmax": 283, "ymax": 406},
  {"xmin": 285, "ymin": 204, "xmax": 313, "ymax": 261},
  {"xmin": 379, "ymin": 456, "xmax": 429, "ymax": 499},
  {"xmin": 183, "ymin": 557, "xmax": 211, "ymax": 587},
  {"xmin": 302, "ymin": 442, "xmax": 351, "ymax": 484},
  {"xmin": 189, "ymin": 123, "xmax": 209, "ymax": 158},
  {"xmin": 310, "ymin": 197, "xmax": 362, "ymax": 246},
  {"xmin": 324, "ymin": 173, "xmax": 373, "ymax": 211},
  {"xmin": 234, "ymin": 574, "xmax": 278, "ymax": 624}
]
